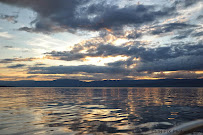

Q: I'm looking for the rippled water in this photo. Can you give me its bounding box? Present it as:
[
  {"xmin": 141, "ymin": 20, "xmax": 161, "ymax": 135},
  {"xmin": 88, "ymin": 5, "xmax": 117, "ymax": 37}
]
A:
[{"xmin": 0, "ymin": 87, "xmax": 202, "ymax": 135}]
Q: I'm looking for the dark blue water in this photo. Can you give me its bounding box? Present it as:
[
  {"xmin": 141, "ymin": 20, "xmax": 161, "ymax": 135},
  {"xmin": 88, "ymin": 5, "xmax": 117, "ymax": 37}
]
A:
[{"xmin": 0, "ymin": 87, "xmax": 202, "ymax": 135}]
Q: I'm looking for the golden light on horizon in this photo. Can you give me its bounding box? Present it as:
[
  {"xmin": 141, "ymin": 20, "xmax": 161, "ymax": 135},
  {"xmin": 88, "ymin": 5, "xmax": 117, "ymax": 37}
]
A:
[
  {"xmin": 0, "ymin": 0, "xmax": 203, "ymax": 134},
  {"xmin": 196, "ymin": 71, "xmax": 203, "ymax": 74}
]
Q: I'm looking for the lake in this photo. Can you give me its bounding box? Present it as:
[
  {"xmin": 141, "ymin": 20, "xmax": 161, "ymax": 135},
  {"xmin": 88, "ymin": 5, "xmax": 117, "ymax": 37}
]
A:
[{"xmin": 0, "ymin": 87, "xmax": 202, "ymax": 135}]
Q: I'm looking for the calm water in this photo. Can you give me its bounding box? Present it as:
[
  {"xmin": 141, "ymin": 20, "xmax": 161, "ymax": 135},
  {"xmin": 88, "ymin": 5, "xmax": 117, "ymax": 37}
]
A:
[{"xmin": 0, "ymin": 87, "xmax": 202, "ymax": 135}]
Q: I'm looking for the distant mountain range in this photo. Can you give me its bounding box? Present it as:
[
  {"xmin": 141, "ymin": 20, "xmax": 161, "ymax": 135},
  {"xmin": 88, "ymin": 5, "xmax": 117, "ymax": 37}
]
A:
[{"xmin": 0, "ymin": 79, "xmax": 203, "ymax": 87}]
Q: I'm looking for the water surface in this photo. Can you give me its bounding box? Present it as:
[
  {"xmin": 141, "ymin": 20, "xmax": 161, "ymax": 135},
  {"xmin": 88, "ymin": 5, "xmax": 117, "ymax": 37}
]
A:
[{"xmin": 0, "ymin": 87, "xmax": 202, "ymax": 135}]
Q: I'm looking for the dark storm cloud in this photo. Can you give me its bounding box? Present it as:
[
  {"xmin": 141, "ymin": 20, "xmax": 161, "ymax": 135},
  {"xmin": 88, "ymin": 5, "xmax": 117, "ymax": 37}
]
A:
[
  {"xmin": 28, "ymin": 65, "xmax": 129, "ymax": 74},
  {"xmin": 46, "ymin": 41, "xmax": 203, "ymax": 63},
  {"xmin": 82, "ymin": 4, "xmax": 175, "ymax": 30},
  {"xmin": 7, "ymin": 64, "xmax": 26, "ymax": 68},
  {"xmin": 0, "ymin": 0, "xmax": 176, "ymax": 33},
  {"xmin": 135, "ymin": 55, "xmax": 203, "ymax": 72},
  {"xmin": 108, "ymin": 54, "xmax": 203, "ymax": 73},
  {"xmin": 45, "ymin": 43, "xmax": 142, "ymax": 61},
  {"xmin": 28, "ymin": 39, "xmax": 203, "ymax": 78},
  {"xmin": 45, "ymin": 40, "xmax": 203, "ymax": 73},
  {"xmin": 106, "ymin": 42, "xmax": 203, "ymax": 72},
  {"xmin": 0, "ymin": 14, "xmax": 18, "ymax": 23}
]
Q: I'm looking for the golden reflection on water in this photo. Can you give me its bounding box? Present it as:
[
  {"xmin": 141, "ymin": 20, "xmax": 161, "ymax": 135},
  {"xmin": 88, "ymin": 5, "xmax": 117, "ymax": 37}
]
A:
[{"xmin": 0, "ymin": 87, "xmax": 202, "ymax": 135}]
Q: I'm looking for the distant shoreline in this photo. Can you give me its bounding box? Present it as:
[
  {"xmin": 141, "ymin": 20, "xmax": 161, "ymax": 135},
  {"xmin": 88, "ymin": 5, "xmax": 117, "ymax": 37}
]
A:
[
  {"xmin": 1, "ymin": 86, "xmax": 203, "ymax": 88},
  {"xmin": 0, "ymin": 79, "xmax": 203, "ymax": 87}
]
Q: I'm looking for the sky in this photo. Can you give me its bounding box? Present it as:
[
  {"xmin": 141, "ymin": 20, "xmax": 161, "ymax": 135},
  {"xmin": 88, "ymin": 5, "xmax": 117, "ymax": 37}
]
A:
[{"xmin": 0, "ymin": 0, "xmax": 202, "ymax": 81}]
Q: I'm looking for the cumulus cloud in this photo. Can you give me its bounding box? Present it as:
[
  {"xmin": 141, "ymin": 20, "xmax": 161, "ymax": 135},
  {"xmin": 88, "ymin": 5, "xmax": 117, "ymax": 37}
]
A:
[
  {"xmin": 104, "ymin": 41, "xmax": 203, "ymax": 72},
  {"xmin": 0, "ymin": 0, "xmax": 177, "ymax": 33},
  {"xmin": 45, "ymin": 42, "xmax": 143, "ymax": 61},
  {"xmin": 0, "ymin": 0, "xmax": 202, "ymax": 81},
  {"xmin": 44, "ymin": 40, "xmax": 203, "ymax": 75},
  {"xmin": 45, "ymin": 41, "xmax": 203, "ymax": 62}
]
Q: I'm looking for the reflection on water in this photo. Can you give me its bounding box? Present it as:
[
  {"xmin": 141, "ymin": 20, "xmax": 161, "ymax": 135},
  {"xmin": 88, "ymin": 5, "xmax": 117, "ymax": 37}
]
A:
[{"xmin": 0, "ymin": 87, "xmax": 202, "ymax": 135}]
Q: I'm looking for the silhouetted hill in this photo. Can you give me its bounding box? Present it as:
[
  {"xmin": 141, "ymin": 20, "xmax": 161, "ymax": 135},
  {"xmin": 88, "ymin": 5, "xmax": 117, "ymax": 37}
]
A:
[{"xmin": 0, "ymin": 79, "xmax": 203, "ymax": 87}]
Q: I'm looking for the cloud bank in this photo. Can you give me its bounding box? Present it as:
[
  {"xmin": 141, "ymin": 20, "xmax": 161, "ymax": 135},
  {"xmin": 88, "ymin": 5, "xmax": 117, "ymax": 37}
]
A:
[{"xmin": 0, "ymin": 0, "xmax": 202, "ymax": 80}]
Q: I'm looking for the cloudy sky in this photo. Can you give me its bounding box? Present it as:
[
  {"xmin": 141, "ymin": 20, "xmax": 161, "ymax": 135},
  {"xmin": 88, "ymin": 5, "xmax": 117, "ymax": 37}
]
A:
[{"xmin": 0, "ymin": 0, "xmax": 202, "ymax": 81}]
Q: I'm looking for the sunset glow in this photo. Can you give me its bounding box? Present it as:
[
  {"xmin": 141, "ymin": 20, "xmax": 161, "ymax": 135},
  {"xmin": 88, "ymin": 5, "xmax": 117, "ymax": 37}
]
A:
[{"xmin": 0, "ymin": 0, "xmax": 202, "ymax": 81}]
